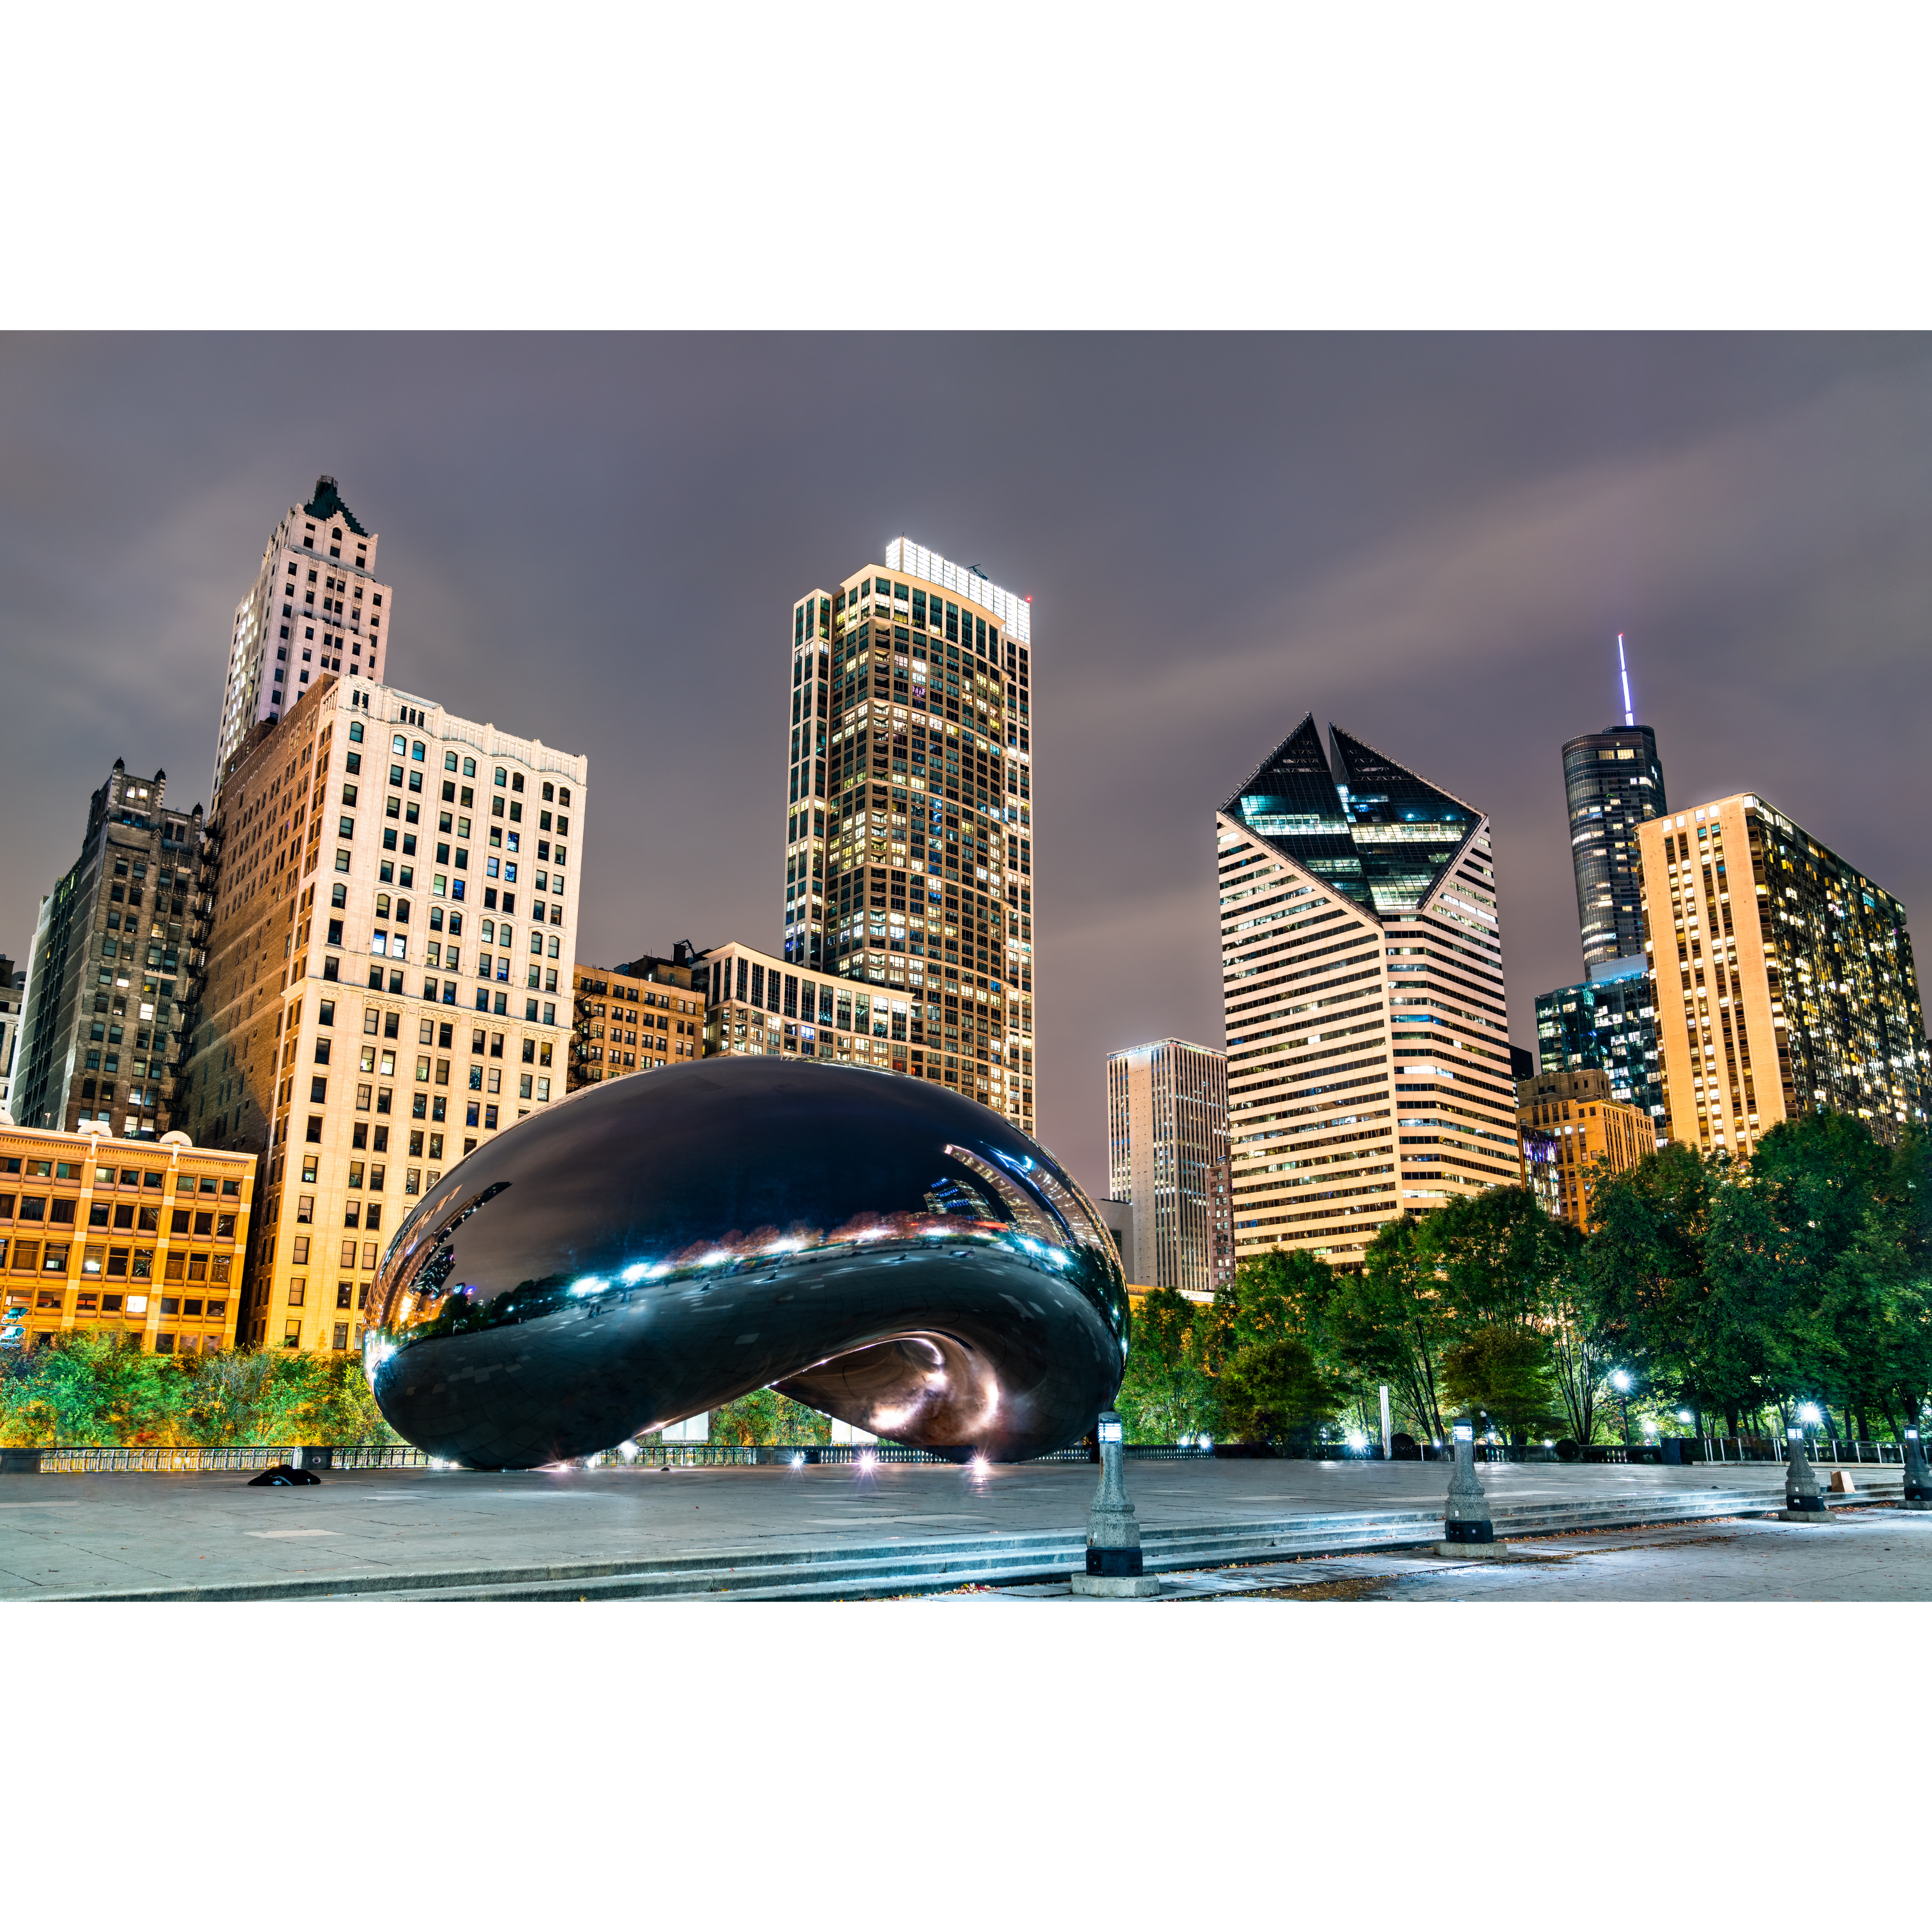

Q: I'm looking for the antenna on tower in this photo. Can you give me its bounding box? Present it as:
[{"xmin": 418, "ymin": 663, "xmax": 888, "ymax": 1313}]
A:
[{"xmin": 1617, "ymin": 632, "xmax": 1634, "ymax": 728}]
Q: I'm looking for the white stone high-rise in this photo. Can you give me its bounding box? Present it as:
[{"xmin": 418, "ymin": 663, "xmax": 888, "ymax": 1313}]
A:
[
  {"xmin": 1219, "ymin": 716, "xmax": 1522, "ymax": 1267},
  {"xmin": 212, "ymin": 477, "xmax": 394, "ymax": 795}
]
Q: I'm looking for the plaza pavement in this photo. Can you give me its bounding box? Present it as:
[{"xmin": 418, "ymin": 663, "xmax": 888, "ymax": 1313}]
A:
[
  {"xmin": 934, "ymin": 1510, "xmax": 1932, "ymax": 1603},
  {"xmin": 0, "ymin": 1455, "xmax": 1915, "ymax": 1602}
]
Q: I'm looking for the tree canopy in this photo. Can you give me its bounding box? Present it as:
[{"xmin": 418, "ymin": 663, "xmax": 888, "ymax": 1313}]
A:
[{"xmin": 1116, "ymin": 1117, "xmax": 1932, "ymax": 1449}]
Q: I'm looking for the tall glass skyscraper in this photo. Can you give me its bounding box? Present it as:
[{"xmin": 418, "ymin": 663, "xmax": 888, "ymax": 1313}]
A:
[
  {"xmin": 1557, "ymin": 633, "xmax": 1668, "ymax": 973},
  {"xmin": 780, "ymin": 540, "xmax": 1036, "ymax": 1137},
  {"xmin": 1563, "ymin": 717, "xmax": 1667, "ymax": 974},
  {"xmin": 1534, "ymin": 642, "xmax": 1670, "ymax": 1140},
  {"xmin": 1218, "ymin": 716, "xmax": 1520, "ymax": 1267},
  {"xmin": 1534, "ymin": 958, "xmax": 1663, "ymax": 1130}
]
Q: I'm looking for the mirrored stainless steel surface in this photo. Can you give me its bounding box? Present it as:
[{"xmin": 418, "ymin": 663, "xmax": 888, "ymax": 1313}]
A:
[{"xmin": 362, "ymin": 1058, "xmax": 1129, "ymax": 1468}]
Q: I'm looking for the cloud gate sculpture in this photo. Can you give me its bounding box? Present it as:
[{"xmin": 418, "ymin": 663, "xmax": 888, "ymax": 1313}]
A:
[{"xmin": 362, "ymin": 1058, "xmax": 1129, "ymax": 1469}]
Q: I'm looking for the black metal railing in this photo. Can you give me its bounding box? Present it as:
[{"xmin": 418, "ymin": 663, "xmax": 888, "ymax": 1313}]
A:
[{"xmin": 5, "ymin": 1444, "xmax": 433, "ymax": 1475}]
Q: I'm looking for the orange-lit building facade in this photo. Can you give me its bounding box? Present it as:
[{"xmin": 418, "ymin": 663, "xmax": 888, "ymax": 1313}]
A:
[
  {"xmin": 1515, "ymin": 1065, "xmax": 1651, "ymax": 1232},
  {"xmin": 0, "ymin": 1121, "xmax": 255, "ymax": 1353},
  {"xmin": 568, "ymin": 958, "xmax": 703, "ymax": 1091},
  {"xmin": 1638, "ymin": 793, "xmax": 1927, "ymax": 1158}
]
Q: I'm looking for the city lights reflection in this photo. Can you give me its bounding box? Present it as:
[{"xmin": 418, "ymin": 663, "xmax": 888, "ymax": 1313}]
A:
[{"xmin": 361, "ymin": 1058, "xmax": 1129, "ymax": 1467}]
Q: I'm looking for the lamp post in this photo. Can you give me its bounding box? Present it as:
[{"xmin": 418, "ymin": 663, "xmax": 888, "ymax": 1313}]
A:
[
  {"xmin": 1610, "ymin": 1369, "xmax": 1633, "ymax": 1446},
  {"xmin": 1435, "ymin": 1420, "xmax": 1511, "ymax": 1560},
  {"xmin": 1903, "ymin": 1424, "xmax": 1932, "ymax": 1511},
  {"xmin": 1069, "ymin": 1409, "xmax": 1159, "ymax": 1598},
  {"xmin": 1778, "ymin": 1423, "xmax": 1830, "ymax": 1523}
]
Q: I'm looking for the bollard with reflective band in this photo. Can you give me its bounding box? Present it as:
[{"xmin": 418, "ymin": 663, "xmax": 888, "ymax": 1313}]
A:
[
  {"xmin": 1778, "ymin": 1426, "xmax": 1831, "ymax": 1522},
  {"xmin": 1070, "ymin": 1409, "xmax": 1159, "ymax": 1597},
  {"xmin": 1903, "ymin": 1427, "xmax": 1932, "ymax": 1510},
  {"xmin": 1436, "ymin": 1421, "xmax": 1514, "ymax": 1559}
]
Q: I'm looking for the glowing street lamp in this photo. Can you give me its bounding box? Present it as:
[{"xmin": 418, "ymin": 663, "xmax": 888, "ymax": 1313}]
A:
[{"xmin": 1610, "ymin": 1369, "xmax": 1633, "ymax": 1445}]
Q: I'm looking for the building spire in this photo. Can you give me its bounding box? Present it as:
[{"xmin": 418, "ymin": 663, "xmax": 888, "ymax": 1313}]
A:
[{"xmin": 1617, "ymin": 631, "xmax": 1634, "ymax": 728}]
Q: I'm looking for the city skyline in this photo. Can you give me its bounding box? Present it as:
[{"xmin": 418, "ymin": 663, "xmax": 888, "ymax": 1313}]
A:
[{"xmin": 2, "ymin": 335, "xmax": 1929, "ymax": 1194}]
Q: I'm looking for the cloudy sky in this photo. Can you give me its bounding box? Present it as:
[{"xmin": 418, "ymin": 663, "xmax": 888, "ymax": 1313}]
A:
[{"xmin": 2, "ymin": 333, "xmax": 1926, "ymax": 1194}]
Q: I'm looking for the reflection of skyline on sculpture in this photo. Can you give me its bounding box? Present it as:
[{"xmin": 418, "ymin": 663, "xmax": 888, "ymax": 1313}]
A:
[{"xmin": 364, "ymin": 1059, "xmax": 1128, "ymax": 1468}]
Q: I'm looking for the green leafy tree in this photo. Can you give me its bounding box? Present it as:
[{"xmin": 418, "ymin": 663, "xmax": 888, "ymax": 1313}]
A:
[
  {"xmin": 1326, "ymin": 1215, "xmax": 1453, "ymax": 1443},
  {"xmin": 1203, "ymin": 1250, "xmax": 1339, "ymax": 1366},
  {"xmin": 1540, "ymin": 1214, "xmax": 1612, "ymax": 1444},
  {"xmin": 1417, "ymin": 1186, "xmax": 1550, "ymax": 1329},
  {"xmin": 1870, "ymin": 1129, "xmax": 1932, "ymax": 1431},
  {"xmin": 709, "ymin": 1389, "xmax": 832, "ymax": 1447},
  {"xmin": 1115, "ymin": 1289, "xmax": 1218, "ymax": 1443},
  {"xmin": 0, "ymin": 1338, "xmax": 400, "ymax": 1448},
  {"xmin": 1586, "ymin": 1143, "xmax": 1729, "ymax": 1418},
  {"xmin": 1441, "ymin": 1323, "xmax": 1556, "ymax": 1440},
  {"xmin": 1216, "ymin": 1336, "xmax": 1338, "ymax": 1451}
]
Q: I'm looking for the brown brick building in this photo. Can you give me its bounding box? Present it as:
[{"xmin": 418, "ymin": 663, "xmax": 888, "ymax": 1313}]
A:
[
  {"xmin": 568, "ymin": 955, "xmax": 703, "ymax": 1091},
  {"xmin": 1516, "ymin": 1065, "xmax": 1651, "ymax": 1232}
]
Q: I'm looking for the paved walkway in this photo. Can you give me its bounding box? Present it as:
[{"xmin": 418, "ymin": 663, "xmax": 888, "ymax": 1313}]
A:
[
  {"xmin": 924, "ymin": 1510, "xmax": 1932, "ymax": 1604},
  {"xmin": 0, "ymin": 1457, "xmax": 1878, "ymax": 1601}
]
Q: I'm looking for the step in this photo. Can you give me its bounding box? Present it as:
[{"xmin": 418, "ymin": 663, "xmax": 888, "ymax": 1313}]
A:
[{"xmin": 44, "ymin": 1484, "xmax": 1882, "ymax": 1603}]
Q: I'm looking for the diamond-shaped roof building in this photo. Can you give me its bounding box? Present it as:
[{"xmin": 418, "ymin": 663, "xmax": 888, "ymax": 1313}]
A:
[{"xmin": 1222, "ymin": 714, "xmax": 1480, "ymax": 917}]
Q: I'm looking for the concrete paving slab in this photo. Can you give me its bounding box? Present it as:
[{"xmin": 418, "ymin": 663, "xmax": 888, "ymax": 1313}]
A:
[
  {"xmin": 0, "ymin": 1456, "xmax": 1815, "ymax": 1602},
  {"xmin": 914, "ymin": 1508, "xmax": 1932, "ymax": 1603}
]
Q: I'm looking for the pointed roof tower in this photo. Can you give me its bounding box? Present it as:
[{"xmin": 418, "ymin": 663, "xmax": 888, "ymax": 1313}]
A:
[
  {"xmin": 1222, "ymin": 717, "xmax": 1484, "ymax": 921},
  {"xmin": 1326, "ymin": 725, "xmax": 1481, "ymax": 915},
  {"xmin": 302, "ymin": 475, "xmax": 370, "ymax": 537},
  {"xmin": 1221, "ymin": 712, "xmax": 1369, "ymax": 908}
]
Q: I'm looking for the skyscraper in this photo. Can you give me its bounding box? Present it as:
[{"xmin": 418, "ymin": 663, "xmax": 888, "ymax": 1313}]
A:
[
  {"xmin": 1105, "ymin": 1038, "xmax": 1231, "ymax": 1297},
  {"xmin": 13, "ymin": 764, "xmax": 208, "ymax": 1140},
  {"xmin": 0, "ymin": 956, "xmax": 26, "ymax": 1122},
  {"xmin": 1514, "ymin": 1064, "xmax": 1654, "ymax": 1232},
  {"xmin": 1562, "ymin": 639, "xmax": 1668, "ymax": 975},
  {"xmin": 1534, "ymin": 959, "xmax": 1664, "ymax": 1133},
  {"xmin": 186, "ymin": 675, "xmax": 584, "ymax": 1352},
  {"xmin": 1638, "ymin": 792, "xmax": 1927, "ymax": 1156},
  {"xmin": 1218, "ymin": 716, "xmax": 1520, "ymax": 1267},
  {"xmin": 781, "ymin": 539, "xmax": 1036, "ymax": 1136},
  {"xmin": 212, "ymin": 477, "xmax": 393, "ymax": 795}
]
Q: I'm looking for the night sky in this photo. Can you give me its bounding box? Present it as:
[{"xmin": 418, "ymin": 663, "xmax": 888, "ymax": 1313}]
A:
[{"xmin": 3, "ymin": 333, "xmax": 1927, "ymax": 1196}]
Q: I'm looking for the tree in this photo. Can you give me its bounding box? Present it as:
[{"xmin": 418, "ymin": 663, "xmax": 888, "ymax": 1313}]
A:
[
  {"xmin": 1540, "ymin": 1215, "xmax": 1611, "ymax": 1444},
  {"xmin": 1203, "ymin": 1249, "xmax": 1340, "ymax": 1366},
  {"xmin": 1586, "ymin": 1143, "xmax": 1728, "ymax": 1419},
  {"xmin": 1216, "ymin": 1336, "xmax": 1338, "ymax": 1452},
  {"xmin": 1416, "ymin": 1186, "xmax": 1549, "ymax": 1330},
  {"xmin": 1115, "ymin": 1289, "xmax": 1218, "ymax": 1443},
  {"xmin": 1326, "ymin": 1215, "xmax": 1453, "ymax": 1443},
  {"xmin": 709, "ymin": 1389, "xmax": 831, "ymax": 1447},
  {"xmin": 0, "ymin": 1337, "xmax": 401, "ymax": 1448},
  {"xmin": 1441, "ymin": 1323, "xmax": 1556, "ymax": 1441}
]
